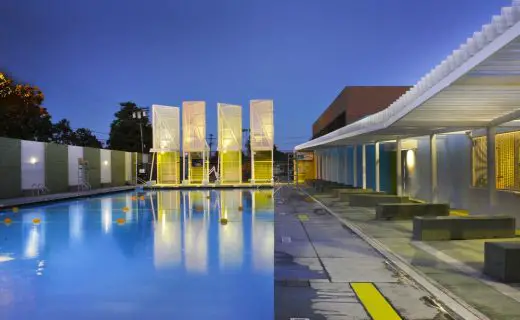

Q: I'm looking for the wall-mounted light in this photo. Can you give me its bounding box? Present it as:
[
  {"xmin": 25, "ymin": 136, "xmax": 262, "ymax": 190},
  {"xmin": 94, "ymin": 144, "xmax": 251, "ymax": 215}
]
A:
[
  {"xmin": 103, "ymin": 160, "xmax": 109, "ymax": 166},
  {"xmin": 29, "ymin": 157, "xmax": 38, "ymax": 165},
  {"xmin": 406, "ymin": 150, "xmax": 416, "ymax": 171}
]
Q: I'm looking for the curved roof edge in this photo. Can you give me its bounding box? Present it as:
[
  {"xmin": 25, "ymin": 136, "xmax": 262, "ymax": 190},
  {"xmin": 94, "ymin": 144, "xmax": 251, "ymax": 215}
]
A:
[{"xmin": 296, "ymin": 0, "xmax": 520, "ymax": 151}]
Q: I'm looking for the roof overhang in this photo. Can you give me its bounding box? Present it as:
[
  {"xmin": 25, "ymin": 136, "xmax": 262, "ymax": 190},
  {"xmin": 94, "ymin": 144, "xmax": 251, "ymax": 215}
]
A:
[{"xmin": 297, "ymin": 1, "xmax": 520, "ymax": 151}]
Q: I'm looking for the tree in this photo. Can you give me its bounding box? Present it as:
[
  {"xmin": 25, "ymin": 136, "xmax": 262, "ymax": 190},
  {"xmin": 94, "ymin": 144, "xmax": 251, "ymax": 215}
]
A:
[
  {"xmin": 52, "ymin": 118, "xmax": 76, "ymax": 145},
  {"xmin": 0, "ymin": 72, "xmax": 53, "ymax": 141},
  {"xmin": 108, "ymin": 102, "xmax": 152, "ymax": 152},
  {"xmin": 74, "ymin": 128, "xmax": 102, "ymax": 148}
]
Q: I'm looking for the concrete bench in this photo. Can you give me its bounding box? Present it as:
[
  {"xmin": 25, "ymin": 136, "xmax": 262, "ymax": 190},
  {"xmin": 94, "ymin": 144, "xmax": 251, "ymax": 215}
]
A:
[
  {"xmin": 348, "ymin": 194, "xmax": 410, "ymax": 207},
  {"xmin": 333, "ymin": 187, "xmax": 367, "ymax": 197},
  {"xmin": 376, "ymin": 203, "xmax": 449, "ymax": 220},
  {"xmin": 339, "ymin": 190, "xmax": 386, "ymax": 202},
  {"xmin": 412, "ymin": 215, "xmax": 516, "ymax": 241},
  {"xmin": 484, "ymin": 241, "xmax": 520, "ymax": 283}
]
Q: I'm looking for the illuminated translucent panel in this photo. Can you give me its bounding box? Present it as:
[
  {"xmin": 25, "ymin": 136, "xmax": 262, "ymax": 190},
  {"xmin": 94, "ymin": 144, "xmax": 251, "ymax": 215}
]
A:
[
  {"xmin": 295, "ymin": 152, "xmax": 316, "ymax": 183},
  {"xmin": 252, "ymin": 150, "xmax": 273, "ymax": 182},
  {"xmin": 250, "ymin": 100, "xmax": 274, "ymax": 151},
  {"xmin": 151, "ymin": 105, "xmax": 180, "ymax": 152},
  {"xmin": 182, "ymin": 101, "xmax": 207, "ymax": 152},
  {"xmin": 218, "ymin": 103, "xmax": 242, "ymax": 152},
  {"xmin": 218, "ymin": 103, "xmax": 242, "ymax": 183}
]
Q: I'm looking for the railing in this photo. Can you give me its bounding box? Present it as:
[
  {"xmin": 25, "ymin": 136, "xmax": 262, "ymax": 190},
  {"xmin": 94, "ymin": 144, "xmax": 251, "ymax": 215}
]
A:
[
  {"xmin": 31, "ymin": 183, "xmax": 50, "ymax": 196},
  {"xmin": 77, "ymin": 182, "xmax": 91, "ymax": 191}
]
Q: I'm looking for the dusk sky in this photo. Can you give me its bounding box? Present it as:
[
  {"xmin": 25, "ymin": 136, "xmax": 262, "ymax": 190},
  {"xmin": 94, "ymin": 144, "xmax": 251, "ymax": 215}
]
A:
[{"xmin": 0, "ymin": 0, "xmax": 511, "ymax": 150}]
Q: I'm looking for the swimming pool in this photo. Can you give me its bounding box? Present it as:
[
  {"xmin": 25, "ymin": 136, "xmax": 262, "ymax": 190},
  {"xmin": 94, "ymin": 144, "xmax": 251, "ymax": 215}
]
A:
[{"xmin": 0, "ymin": 189, "xmax": 274, "ymax": 319}]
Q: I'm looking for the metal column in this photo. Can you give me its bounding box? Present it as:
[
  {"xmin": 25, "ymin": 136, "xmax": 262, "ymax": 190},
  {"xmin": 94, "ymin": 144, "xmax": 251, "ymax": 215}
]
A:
[
  {"xmin": 487, "ymin": 127, "xmax": 497, "ymax": 210},
  {"xmin": 362, "ymin": 144, "xmax": 367, "ymax": 189},
  {"xmin": 353, "ymin": 145, "xmax": 358, "ymax": 187},
  {"xmin": 430, "ymin": 134, "xmax": 438, "ymax": 203},
  {"xmin": 396, "ymin": 139, "xmax": 402, "ymax": 196},
  {"xmin": 375, "ymin": 142, "xmax": 380, "ymax": 192}
]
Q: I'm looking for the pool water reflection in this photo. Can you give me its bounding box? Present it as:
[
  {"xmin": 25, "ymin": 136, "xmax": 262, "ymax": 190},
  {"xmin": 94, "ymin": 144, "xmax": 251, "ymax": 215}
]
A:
[{"xmin": 0, "ymin": 189, "xmax": 274, "ymax": 320}]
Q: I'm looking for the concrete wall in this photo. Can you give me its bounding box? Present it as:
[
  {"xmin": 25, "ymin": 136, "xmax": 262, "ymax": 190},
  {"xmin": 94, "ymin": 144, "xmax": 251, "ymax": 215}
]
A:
[
  {"xmin": 0, "ymin": 138, "xmax": 145, "ymax": 199},
  {"xmin": 100, "ymin": 149, "xmax": 111, "ymax": 184},
  {"xmin": 84, "ymin": 147, "xmax": 101, "ymax": 189},
  {"xmin": 68, "ymin": 146, "xmax": 83, "ymax": 187},
  {"xmin": 0, "ymin": 137, "xmax": 21, "ymax": 199},
  {"xmin": 45, "ymin": 143, "xmax": 69, "ymax": 193},
  {"xmin": 111, "ymin": 150, "xmax": 126, "ymax": 186},
  {"xmin": 404, "ymin": 134, "xmax": 484, "ymax": 212},
  {"xmin": 21, "ymin": 140, "xmax": 45, "ymax": 191}
]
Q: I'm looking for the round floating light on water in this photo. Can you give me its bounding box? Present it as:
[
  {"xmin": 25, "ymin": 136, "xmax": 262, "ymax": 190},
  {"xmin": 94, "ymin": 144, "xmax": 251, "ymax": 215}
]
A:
[
  {"xmin": 220, "ymin": 218, "xmax": 228, "ymax": 225},
  {"xmin": 12, "ymin": 207, "xmax": 19, "ymax": 213},
  {"xmin": 139, "ymin": 196, "xmax": 145, "ymax": 200},
  {"xmin": 406, "ymin": 149, "xmax": 416, "ymax": 172},
  {"xmin": 32, "ymin": 218, "xmax": 41, "ymax": 225},
  {"xmin": 194, "ymin": 205, "xmax": 204, "ymax": 211},
  {"xmin": 116, "ymin": 218, "xmax": 125, "ymax": 225},
  {"xmin": 4, "ymin": 218, "xmax": 12, "ymax": 225},
  {"xmin": 131, "ymin": 196, "xmax": 137, "ymax": 201},
  {"xmin": 267, "ymin": 194, "xmax": 273, "ymax": 198},
  {"xmin": 206, "ymin": 196, "xmax": 211, "ymax": 200},
  {"xmin": 122, "ymin": 207, "xmax": 130, "ymax": 212},
  {"xmin": 238, "ymin": 206, "xmax": 243, "ymax": 211}
]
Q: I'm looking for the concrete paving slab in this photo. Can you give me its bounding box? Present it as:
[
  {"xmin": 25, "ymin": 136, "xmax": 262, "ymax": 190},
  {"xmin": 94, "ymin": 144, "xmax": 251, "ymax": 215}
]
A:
[
  {"xmin": 321, "ymin": 258, "xmax": 399, "ymax": 283},
  {"xmin": 275, "ymin": 257, "xmax": 328, "ymax": 281},
  {"xmin": 275, "ymin": 283, "xmax": 369, "ymax": 320}
]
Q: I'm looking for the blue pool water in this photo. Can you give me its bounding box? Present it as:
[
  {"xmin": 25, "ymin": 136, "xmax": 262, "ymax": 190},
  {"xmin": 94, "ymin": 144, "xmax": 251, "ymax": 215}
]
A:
[{"xmin": 0, "ymin": 189, "xmax": 274, "ymax": 320}]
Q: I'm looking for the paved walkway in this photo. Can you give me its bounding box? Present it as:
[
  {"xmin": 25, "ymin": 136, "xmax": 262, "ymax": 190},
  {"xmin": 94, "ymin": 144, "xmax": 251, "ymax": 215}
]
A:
[
  {"xmin": 0, "ymin": 186, "xmax": 135, "ymax": 208},
  {"xmin": 274, "ymin": 186, "xmax": 447, "ymax": 320},
  {"xmin": 309, "ymin": 188, "xmax": 520, "ymax": 320}
]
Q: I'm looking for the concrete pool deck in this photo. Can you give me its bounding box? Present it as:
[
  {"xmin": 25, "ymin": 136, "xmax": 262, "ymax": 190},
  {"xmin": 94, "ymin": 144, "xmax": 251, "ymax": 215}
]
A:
[
  {"xmin": 274, "ymin": 186, "xmax": 449, "ymax": 320},
  {"xmin": 0, "ymin": 186, "xmax": 135, "ymax": 209},
  {"xmin": 304, "ymin": 186, "xmax": 520, "ymax": 320}
]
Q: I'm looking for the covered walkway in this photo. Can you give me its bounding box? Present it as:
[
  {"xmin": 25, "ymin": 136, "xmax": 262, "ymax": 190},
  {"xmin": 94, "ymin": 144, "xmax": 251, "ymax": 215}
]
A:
[{"xmin": 296, "ymin": 1, "xmax": 520, "ymax": 217}]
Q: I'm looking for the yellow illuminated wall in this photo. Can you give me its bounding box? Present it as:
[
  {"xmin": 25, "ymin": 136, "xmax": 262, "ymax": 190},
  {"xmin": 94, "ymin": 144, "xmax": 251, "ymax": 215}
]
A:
[
  {"xmin": 471, "ymin": 131, "xmax": 520, "ymax": 191},
  {"xmin": 295, "ymin": 152, "xmax": 316, "ymax": 183},
  {"xmin": 252, "ymin": 150, "xmax": 273, "ymax": 183},
  {"xmin": 157, "ymin": 151, "xmax": 180, "ymax": 185}
]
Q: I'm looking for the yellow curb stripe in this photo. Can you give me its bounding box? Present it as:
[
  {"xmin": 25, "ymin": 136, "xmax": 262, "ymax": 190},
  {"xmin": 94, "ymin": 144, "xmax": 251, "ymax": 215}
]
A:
[
  {"xmin": 351, "ymin": 283, "xmax": 402, "ymax": 320},
  {"xmin": 297, "ymin": 214, "xmax": 309, "ymax": 221},
  {"xmin": 450, "ymin": 210, "xmax": 469, "ymax": 217}
]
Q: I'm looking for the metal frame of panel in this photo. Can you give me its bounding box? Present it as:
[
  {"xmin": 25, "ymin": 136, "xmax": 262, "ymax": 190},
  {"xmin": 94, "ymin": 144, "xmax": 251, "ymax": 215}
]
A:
[
  {"xmin": 250, "ymin": 100, "xmax": 274, "ymax": 183},
  {"xmin": 151, "ymin": 105, "xmax": 181, "ymax": 185},
  {"xmin": 218, "ymin": 103, "xmax": 242, "ymax": 184},
  {"xmin": 182, "ymin": 101, "xmax": 209, "ymax": 185}
]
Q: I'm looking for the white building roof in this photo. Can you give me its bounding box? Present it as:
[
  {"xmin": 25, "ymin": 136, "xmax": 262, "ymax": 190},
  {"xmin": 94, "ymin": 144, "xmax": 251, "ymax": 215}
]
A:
[{"xmin": 296, "ymin": 1, "xmax": 520, "ymax": 150}]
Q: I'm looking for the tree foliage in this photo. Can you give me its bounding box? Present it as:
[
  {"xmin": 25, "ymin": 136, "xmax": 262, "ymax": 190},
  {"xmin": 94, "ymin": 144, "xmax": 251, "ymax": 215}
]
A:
[
  {"xmin": 51, "ymin": 118, "xmax": 103, "ymax": 148},
  {"xmin": 108, "ymin": 101, "xmax": 152, "ymax": 152},
  {"xmin": 0, "ymin": 72, "xmax": 103, "ymax": 148},
  {"xmin": 0, "ymin": 72, "xmax": 52, "ymax": 141}
]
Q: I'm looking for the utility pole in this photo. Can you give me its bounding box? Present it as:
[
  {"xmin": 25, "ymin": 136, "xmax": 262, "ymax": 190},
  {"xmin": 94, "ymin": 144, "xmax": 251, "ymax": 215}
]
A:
[
  {"xmin": 207, "ymin": 133, "xmax": 215, "ymax": 156},
  {"xmin": 132, "ymin": 107, "xmax": 149, "ymax": 184}
]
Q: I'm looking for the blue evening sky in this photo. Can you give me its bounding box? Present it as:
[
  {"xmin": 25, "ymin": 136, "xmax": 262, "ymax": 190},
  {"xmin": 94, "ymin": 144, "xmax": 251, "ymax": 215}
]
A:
[{"xmin": 0, "ymin": 0, "xmax": 511, "ymax": 150}]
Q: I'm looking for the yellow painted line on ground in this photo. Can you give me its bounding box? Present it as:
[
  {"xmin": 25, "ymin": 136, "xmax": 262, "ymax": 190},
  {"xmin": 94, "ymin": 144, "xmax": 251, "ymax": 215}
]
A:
[
  {"xmin": 351, "ymin": 283, "xmax": 402, "ymax": 320},
  {"xmin": 297, "ymin": 214, "xmax": 309, "ymax": 221}
]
